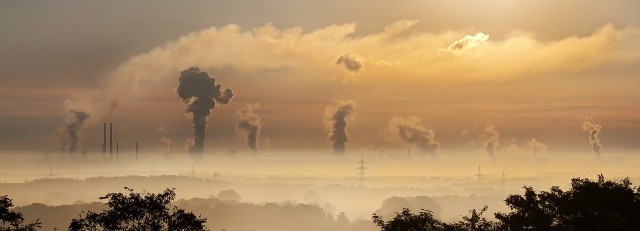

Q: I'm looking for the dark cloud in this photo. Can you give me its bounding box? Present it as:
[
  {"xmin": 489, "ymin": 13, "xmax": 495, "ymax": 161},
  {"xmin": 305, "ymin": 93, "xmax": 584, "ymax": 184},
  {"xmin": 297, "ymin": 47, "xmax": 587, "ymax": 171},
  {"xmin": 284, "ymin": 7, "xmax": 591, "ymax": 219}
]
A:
[
  {"xmin": 58, "ymin": 110, "xmax": 90, "ymax": 155},
  {"xmin": 235, "ymin": 103, "xmax": 262, "ymax": 152},
  {"xmin": 176, "ymin": 67, "xmax": 234, "ymax": 155},
  {"xmin": 335, "ymin": 53, "xmax": 362, "ymax": 72},
  {"xmin": 324, "ymin": 100, "xmax": 355, "ymax": 155},
  {"xmin": 387, "ymin": 116, "xmax": 439, "ymax": 155}
]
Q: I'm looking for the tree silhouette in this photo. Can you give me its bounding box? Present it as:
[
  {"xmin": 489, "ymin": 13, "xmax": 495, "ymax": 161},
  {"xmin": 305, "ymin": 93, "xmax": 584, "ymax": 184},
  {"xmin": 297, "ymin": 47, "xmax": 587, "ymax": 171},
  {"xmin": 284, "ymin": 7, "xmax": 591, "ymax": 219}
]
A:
[
  {"xmin": 0, "ymin": 195, "xmax": 41, "ymax": 231},
  {"xmin": 449, "ymin": 206, "xmax": 497, "ymax": 231},
  {"xmin": 69, "ymin": 188, "xmax": 207, "ymax": 231},
  {"xmin": 373, "ymin": 208, "xmax": 446, "ymax": 231},
  {"xmin": 496, "ymin": 174, "xmax": 640, "ymax": 231},
  {"xmin": 372, "ymin": 206, "xmax": 497, "ymax": 231},
  {"xmin": 374, "ymin": 175, "xmax": 640, "ymax": 231}
]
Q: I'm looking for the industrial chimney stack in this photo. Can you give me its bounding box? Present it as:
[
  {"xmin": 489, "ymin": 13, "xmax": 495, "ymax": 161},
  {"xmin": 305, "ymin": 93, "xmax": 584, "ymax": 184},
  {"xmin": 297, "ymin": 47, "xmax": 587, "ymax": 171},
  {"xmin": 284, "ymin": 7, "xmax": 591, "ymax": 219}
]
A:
[
  {"xmin": 135, "ymin": 141, "xmax": 139, "ymax": 163},
  {"xmin": 102, "ymin": 123, "xmax": 106, "ymax": 159},
  {"xmin": 109, "ymin": 123, "xmax": 113, "ymax": 161}
]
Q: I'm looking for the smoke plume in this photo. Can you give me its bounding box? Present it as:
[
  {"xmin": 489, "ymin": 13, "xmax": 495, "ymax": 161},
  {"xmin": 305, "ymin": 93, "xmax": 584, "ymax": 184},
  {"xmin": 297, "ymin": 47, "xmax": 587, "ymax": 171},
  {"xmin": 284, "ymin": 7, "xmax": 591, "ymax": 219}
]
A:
[
  {"xmin": 481, "ymin": 126, "xmax": 500, "ymax": 160},
  {"xmin": 463, "ymin": 125, "xmax": 500, "ymax": 159},
  {"xmin": 387, "ymin": 116, "xmax": 439, "ymax": 155},
  {"xmin": 335, "ymin": 53, "xmax": 362, "ymax": 72},
  {"xmin": 155, "ymin": 127, "xmax": 172, "ymax": 155},
  {"xmin": 176, "ymin": 67, "xmax": 234, "ymax": 155},
  {"xmin": 58, "ymin": 110, "xmax": 90, "ymax": 154},
  {"xmin": 235, "ymin": 103, "xmax": 262, "ymax": 152},
  {"xmin": 582, "ymin": 117, "xmax": 602, "ymax": 156},
  {"xmin": 156, "ymin": 137, "xmax": 172, "ymax": 156},
  {"xmin": 526, "ymin": 138, "xmax": 548, "ymax": 155},
  {"xmin": 324, "ymin": 100, "xmax": 356, "ymax": 154}
]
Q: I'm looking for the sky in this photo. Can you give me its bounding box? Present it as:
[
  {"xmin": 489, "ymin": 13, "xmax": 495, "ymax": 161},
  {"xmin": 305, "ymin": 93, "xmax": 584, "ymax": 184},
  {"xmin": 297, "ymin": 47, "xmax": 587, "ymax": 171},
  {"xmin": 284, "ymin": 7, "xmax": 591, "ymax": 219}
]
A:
[{"xmin": 1, "ymin": 0, "xmax": 639, "ymax": 158}]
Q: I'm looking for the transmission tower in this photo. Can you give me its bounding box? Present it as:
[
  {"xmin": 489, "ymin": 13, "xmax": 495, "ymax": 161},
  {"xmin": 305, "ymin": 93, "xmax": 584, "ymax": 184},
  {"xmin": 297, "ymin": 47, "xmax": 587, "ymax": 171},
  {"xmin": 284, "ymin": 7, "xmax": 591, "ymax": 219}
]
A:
[{"xmin": 356, "ymin": 154, "xmax": 368, "ymax": 187}]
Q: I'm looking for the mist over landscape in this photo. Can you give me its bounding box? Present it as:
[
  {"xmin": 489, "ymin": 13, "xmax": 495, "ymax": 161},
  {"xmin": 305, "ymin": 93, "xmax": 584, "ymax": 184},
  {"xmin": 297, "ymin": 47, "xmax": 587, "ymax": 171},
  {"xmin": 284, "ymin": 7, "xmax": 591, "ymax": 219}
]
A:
[{"xmin": 2, "ymin": 1, "xmax": 640, "ymax": 230}]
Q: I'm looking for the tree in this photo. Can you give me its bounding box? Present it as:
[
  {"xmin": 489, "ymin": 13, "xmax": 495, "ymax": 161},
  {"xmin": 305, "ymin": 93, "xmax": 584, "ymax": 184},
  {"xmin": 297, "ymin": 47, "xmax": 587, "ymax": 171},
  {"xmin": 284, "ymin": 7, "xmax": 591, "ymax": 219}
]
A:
[
  {"xmin": 69, "ymin": 188, "xmax": 207, "ymax": 231},
  {"xmin": 372, "ymin": 208, "xmax": 447, "ymax": 231},
  {"xmin": 372, "ymin": 206, "xmax": 497, "ymax": 231},
  {"xmin": 496, "ymin": 174, "xmax": 640, "ymax": 231},
  {"xmin": 0, "ymin": 195, "xmax": 41, "ymax": 231},
  {"xmin": 449, "ymin": 206, "xmax": 498, "ymax": 231}
]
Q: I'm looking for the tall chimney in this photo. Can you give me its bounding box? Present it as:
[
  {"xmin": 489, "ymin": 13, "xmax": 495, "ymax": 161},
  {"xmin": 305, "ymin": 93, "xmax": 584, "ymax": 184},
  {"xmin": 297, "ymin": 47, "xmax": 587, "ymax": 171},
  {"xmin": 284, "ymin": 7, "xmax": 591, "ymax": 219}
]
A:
[
  {"xmin": 135, "ymin": 141, "xmax": 139, "ymax": 163},
  {"xmin": 116, "ymin": 141, "xmax": 119, "ymax": 162},
  {"xmin": 109, "ymin": 123, "xmax": 113, "ymax": 161},
  {"xmin": 103, "ymin": 123, "xmax": 106, "ymax": 157}
]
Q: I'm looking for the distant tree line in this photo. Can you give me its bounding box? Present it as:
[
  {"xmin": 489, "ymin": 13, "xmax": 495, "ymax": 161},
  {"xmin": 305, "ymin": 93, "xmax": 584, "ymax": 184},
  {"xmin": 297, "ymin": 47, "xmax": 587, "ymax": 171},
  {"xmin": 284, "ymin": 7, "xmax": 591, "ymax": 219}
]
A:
[
  {"xmin": 2, "ymin": 175, "xmax": 640, "ymax": 230},
  {"xmin": 372, "ymin": 175, "xmax": 640, "ymax": 231}
]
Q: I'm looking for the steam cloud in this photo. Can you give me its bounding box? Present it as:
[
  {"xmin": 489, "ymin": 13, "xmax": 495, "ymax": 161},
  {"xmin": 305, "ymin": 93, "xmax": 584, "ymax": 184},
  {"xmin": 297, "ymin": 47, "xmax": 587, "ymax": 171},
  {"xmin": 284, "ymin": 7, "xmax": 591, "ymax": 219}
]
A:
[
  {"xmin": 156, "ymin": 127, "xmax": 172, "ymax": 156},
  {"xmin": 387, "ymin": 116, "xmax": 439, "ymax": 155},
  {"xmin": 448, "ymin": 32, "xmax": 489, "ymax": 54},
  {"xmin": 157, "ymin": 137, "xmax": 172, "ymax": 156},
  {"xmin": 335, "ymin": 53, "xmax": 362, "ymax": 72},
  {"xmin": 526, "ymin": 138, "xmax": 548, "ymax": 155},
  {"xmin": 582, "ymin": 117, "xmax": 602, "ymax": 156},
  {"xmin": 235, "ymin": 103, "xmax": 262, "ymax": 152},
  {"xmin": 463, "ymin": 125, "xmax": 500, "ymax": 159},
  {"xmin": 176, "ymin": 67, "xmax": 234, "ymax": 155},
  {"xmin": 481, "ymin": 125, "xmax": 500, "ymax": 160},
  {"xmin": 58, "ymin": 110, "xmax": 90, "ymax": 154},
  {"xmin": 324, "ymin": 100, "xmax": 356, "ymax": 154}
]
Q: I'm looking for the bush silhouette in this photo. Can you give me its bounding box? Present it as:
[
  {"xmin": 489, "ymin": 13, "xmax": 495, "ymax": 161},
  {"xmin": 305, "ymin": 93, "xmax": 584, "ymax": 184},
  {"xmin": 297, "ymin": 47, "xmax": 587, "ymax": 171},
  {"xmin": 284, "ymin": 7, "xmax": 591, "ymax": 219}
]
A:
[
  {"xmin": 69, "ymin": 187, "xmax": 207, "ymax": 231},
  {"xmin": 0, "ymin": 195, "xmax": 41, "ymax": 231}
]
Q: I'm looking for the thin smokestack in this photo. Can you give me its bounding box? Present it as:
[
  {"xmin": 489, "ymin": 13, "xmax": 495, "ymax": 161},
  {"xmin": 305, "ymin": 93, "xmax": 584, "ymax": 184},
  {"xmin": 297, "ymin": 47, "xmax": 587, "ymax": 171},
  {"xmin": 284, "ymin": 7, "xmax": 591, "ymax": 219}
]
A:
[
  {"xmin": 103, "ymin": 123, "xmax": 106, "ymax": 156},
  {"xmin": 109, "ymin": 123, "xmax": 113, "ymax": 161},
  {"xmin": 324, "ymin": 100, "xmax": 355, "ymax": 155},
  {"xmin": 116, "ymin": 141, "xmax": 119, "ymax": 162},
  {"xmin": 136, "ymin": 141, "xmax": 139, "ymax": 163},
  {"xmin": 176, "ymin": 67, "xmax": 234, "ymax": 155}
]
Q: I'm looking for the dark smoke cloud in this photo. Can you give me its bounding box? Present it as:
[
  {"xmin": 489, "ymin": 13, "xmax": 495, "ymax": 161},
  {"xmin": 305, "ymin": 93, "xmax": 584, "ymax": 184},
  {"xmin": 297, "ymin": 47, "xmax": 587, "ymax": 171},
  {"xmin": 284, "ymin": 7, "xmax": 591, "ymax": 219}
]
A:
[
  {"xmin": 58, "ymin": 110, "xmax": 90, "ymax": 155},
  {"xmin": 235, "ymin": 103, "xmax": 262, "ymax": 152},
  {"xmin": 582, "ymin": 117, "xmax": 602, "ymax": 156},
  {"xmin": 176, "ymin": 67, "xmax": 234, "ymax": 155},
  {"xmin": 324, "ymin": 100, "xmax": 355, "ymax": 155},
  {"xmin": 387, "ymin": 116, "xmax": 439, "ymax": 155},
  {"xmin": 335, "ymin": 53, "xmax": 362, "ymax": 72}
]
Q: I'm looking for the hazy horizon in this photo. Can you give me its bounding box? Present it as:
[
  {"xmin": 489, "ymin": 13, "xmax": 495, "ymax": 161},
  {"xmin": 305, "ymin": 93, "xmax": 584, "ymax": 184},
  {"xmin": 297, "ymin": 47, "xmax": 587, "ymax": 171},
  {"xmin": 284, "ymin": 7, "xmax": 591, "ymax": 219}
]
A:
[{"xmin": 1, "ymin": 1, "xmax": 639, "ymax": 230}]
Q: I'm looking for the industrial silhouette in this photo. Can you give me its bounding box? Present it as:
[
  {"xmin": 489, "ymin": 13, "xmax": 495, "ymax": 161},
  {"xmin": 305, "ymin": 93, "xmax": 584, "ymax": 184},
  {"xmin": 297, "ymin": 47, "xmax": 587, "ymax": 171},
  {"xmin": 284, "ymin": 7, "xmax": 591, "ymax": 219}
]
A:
[
  {"xmin": 356, "ymin": 154, "xmax": 367, "ymax": 187},
  {"xmin": 475, "ymin": 166, "xmax": 484, "ymax": 183}
]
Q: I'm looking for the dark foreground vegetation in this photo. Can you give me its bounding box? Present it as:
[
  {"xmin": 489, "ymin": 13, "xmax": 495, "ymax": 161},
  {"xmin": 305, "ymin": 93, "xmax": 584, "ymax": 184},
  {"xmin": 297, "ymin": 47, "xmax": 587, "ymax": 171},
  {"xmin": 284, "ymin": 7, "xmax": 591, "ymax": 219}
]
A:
[
  {"xmin": 373, "ymin": 175, "xmax": 640, "ymax": 231},
  {"xmin": 2, "ymin": 175, "xmax": 639, "ymax": 231}
]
